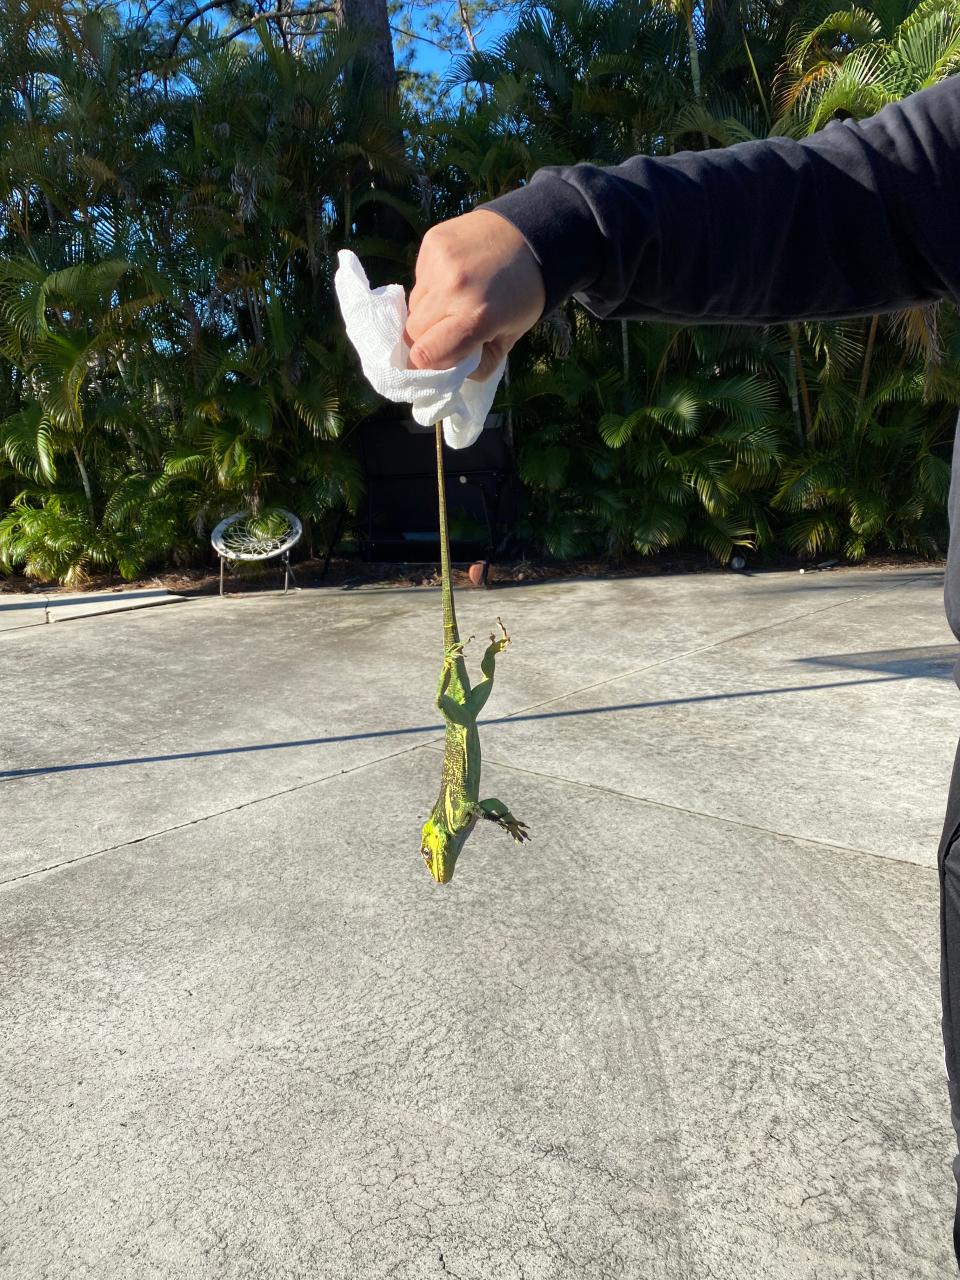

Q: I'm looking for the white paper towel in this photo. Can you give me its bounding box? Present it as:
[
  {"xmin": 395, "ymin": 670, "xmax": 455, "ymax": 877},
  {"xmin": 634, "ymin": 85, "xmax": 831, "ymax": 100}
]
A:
[{"xmin": 333, "ymin": 249, "xmax": 505, "ymax": 450}]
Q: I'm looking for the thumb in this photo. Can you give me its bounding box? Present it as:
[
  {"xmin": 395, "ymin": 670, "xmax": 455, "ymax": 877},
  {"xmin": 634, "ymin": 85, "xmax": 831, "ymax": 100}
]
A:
[{"xmin": 408, "ymin": 313, "xmax": 482, "ymax": 371}]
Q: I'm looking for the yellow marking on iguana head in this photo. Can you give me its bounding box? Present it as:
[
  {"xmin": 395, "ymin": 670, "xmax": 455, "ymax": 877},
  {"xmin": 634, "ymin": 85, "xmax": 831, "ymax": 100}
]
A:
[{"xmin": 420, "ymin": 817, "xmax": 458, "ymax": 884}]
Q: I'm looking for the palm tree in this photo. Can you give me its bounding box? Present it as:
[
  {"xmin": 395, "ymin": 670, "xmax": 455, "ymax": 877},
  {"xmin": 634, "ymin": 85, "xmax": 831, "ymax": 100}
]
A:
[
  {"xmin": 503, "ymin": 316, "xmax": 787, "ymax": 562},
  {"xmin": 781, "ymin": 0, "xmax": 960, "ymax": 127},
  {"xmin": 445, "ymin": 0, "xmax": 689, "ymax": 165},
  {"xmin": 0, "ymin": 5, "xmax": 410, "ymax": 581}
]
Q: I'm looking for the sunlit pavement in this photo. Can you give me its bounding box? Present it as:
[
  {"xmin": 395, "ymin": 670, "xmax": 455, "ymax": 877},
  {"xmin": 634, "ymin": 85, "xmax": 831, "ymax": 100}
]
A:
[{"xmin": 2, "ymin": 566, "xmax": 957, "ymax": 1278}]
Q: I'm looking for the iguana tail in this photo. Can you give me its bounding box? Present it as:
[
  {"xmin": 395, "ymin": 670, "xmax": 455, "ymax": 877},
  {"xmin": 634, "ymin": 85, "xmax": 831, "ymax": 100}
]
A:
[{"xmin": 435, "ymin": 420, "xmax": 459, "ymax": 650}]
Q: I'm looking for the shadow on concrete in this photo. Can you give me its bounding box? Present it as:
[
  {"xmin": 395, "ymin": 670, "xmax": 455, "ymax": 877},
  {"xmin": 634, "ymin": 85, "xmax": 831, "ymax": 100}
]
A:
[
  {"xmin": 0, "ymin": 590, "xmax": 172, "ymax": 613},
  {"xmin": 334, "ymin": 569, "xmax": 945, "ymax": 598},
  {"xmin": 0, "ymin": 672, "xmax": 918, "ymax": 781},
  {"xmin": 795, "ymin": 642, "xmax": 959, "ymax": 679},
  {"xmin": 750, "ymin": 571, "xmax": 943, "ymax": 597},
  {"xmin": 0, "ymin": 598, "xmax": 47, "ymax": 612}
]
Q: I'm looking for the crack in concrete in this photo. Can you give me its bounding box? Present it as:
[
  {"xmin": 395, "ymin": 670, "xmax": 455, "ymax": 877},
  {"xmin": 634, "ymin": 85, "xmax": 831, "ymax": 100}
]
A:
[
  {"xmin": 418, "ymin": 742, "xmax": 936, "ymax": 873},
  {"xmin": 496, "ymin": 574, "xmax": 936, "ymax": 725},
  {"xmin": 0, "ymin": 737, "xmax": 429, "ymax": 889},
  {"xmin": 0, "ymin": 591, "xmax": 186, "ymax": 633},
  {"xmin": 0, "ymin": 601, "xmax": 50, "ymax": 629},
  {"xmin": 330, "ymin": 575, "xmax": 942, "ymax": 765}
]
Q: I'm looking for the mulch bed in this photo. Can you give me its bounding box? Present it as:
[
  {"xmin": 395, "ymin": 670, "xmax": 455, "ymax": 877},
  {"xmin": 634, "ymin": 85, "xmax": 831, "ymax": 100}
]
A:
[{"xmin": 0, "ymin": 549, "xmax": 945, "ymax": 598}]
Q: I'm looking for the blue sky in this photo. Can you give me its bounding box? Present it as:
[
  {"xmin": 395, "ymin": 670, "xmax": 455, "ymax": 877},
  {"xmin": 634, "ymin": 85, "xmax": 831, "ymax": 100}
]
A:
[
  {"xmin": 120, "ymin": 2, "xmax": 515, "ymax": 95},
  {"xmin": 397, "ymin": 4, "xmax": 514, "ymax": 86}
]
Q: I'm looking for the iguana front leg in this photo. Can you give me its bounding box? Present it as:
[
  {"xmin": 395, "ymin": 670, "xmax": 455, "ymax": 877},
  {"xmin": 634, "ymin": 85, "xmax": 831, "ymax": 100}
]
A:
[
  {"xmin": 468, "ymin": 618, "xmax": 510, "ymax": 717},
  {"xmin": 476, "ymin": 797, "xmax": 530, "ymax": 844}
]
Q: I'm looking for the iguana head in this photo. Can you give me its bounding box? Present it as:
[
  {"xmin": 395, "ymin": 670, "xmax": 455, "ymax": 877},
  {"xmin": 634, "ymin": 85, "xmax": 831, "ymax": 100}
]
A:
[{"xmin": 420, "ymin": 817, "xmax": 459, "ymax": 884}]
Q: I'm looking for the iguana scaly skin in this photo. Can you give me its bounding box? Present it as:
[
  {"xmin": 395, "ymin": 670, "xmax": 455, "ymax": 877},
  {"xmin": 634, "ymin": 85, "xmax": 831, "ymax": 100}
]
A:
[{"xmin": 420, "ymin": 422, "xmax": 530, "ymax": 884}]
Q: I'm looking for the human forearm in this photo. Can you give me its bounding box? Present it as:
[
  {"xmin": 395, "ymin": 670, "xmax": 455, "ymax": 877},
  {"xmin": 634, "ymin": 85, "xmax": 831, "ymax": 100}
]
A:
[{"xmin": 480, "ymin": 76, "xmax": 960, "ymax": 324}]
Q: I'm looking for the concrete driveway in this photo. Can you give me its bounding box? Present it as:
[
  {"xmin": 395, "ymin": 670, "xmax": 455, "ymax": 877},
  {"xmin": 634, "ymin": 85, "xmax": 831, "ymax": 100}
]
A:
[{"xmin": 1, "ymin": 566, "xmax": 957, "ymax": 1278}]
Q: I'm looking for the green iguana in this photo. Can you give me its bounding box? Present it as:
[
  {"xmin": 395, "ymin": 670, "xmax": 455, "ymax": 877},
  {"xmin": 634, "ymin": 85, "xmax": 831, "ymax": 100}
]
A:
[{"xmin": 419, "ymin": 422, "xmax": 530, "ymax": 884}]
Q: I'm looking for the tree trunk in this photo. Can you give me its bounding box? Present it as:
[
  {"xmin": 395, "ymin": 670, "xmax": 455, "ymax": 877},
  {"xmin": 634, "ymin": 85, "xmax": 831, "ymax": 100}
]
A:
[
  {"xmin": 73, "ymin": 445, "xmax": 94, "ymax": 515},
  {"xmin": 856, "ymin": 314, "xmax": 879, "ymax": 421},
  {"xmin": 334, "ymin": 0, "xmax": 396, "ymax": 96},
  {"xmin": 688, "ymin": 20, "xmax": 702, "ymax": 101},
  {"xmin": 334, "ymin": 0, "xmax": 407, "ymax": 260},
  {"xmin": 457, "ymin": 0, "xmax": 488, "ymax": 106},
  {"xmin": 685, "ymin": 12, "xmax": 708, "ymax": 147},
  {"xmin": 787, "ymin": 323, "xmax": 813, "ymax": 442}
]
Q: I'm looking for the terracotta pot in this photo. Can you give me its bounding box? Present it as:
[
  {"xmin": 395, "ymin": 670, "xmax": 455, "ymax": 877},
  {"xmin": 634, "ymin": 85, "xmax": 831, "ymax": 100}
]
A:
[{"xmin": 468, "ymin": 560, "xmax": 488, "ymax": 587}]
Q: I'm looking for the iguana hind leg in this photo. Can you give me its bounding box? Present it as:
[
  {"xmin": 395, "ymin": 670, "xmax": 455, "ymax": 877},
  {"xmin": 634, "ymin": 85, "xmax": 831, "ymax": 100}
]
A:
[
  {"xmin": 435, "ymin": 657, "xmax": 471, "ymax": 727},
  {"xmin": 477, "ymin": 796, "xmax": 530, "ymax": 844}
]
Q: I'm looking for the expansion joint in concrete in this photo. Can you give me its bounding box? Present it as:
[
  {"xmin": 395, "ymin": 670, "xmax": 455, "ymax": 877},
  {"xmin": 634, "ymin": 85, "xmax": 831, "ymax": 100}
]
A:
[
  {"xmin": 420, "ymin": 742, "xmax": 933, "ymax": 873},
  {"xmin": 501, "ymin": 574, "xmax": 933, "ymax": 724},
  {"xmin": 0, "ymin": 738, "xmax": 429, "ymax": 889}
]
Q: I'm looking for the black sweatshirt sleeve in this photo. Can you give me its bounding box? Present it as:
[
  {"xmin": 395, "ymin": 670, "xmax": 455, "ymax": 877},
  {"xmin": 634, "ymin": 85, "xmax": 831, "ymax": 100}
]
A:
[{"xmin": 479, "ymin": 76, "xmax": 960, "ymax": 325}]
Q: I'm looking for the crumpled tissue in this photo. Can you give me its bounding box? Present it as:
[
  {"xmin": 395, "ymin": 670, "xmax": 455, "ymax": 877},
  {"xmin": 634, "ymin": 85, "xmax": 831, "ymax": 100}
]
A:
[{"xmin": 334, "ymin": 249, "xmax": 505, "ymax": 450}]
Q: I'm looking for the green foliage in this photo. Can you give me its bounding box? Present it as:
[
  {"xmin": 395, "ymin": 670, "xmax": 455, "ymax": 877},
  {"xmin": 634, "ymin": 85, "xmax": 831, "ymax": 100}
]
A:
[
  {"xmin": 0, "ymin": 0, "xmax": 957, "ymax": 583},
  {"xmin": 511, "ymin": 323, "xmax": 787, "ymax": 563}
]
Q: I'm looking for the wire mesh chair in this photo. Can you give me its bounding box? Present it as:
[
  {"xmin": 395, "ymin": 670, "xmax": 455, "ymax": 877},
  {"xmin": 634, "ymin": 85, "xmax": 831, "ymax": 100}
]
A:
[{"xmin": 211, "ymin": 509, "xmax": 303, "ymax": 597}]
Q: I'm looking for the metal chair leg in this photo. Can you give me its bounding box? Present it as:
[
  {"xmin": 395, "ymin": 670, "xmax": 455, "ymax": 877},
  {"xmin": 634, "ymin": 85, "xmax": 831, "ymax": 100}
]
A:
[{"xmin": 219, "ymin": 555, "xmax": 225, "ymax": 597}]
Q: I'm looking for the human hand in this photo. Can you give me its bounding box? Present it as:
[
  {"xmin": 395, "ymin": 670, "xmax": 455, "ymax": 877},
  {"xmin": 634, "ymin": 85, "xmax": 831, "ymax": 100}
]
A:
[{"xmin": 404, "ymin": 208, "xmax": 546, "ymax": 382}]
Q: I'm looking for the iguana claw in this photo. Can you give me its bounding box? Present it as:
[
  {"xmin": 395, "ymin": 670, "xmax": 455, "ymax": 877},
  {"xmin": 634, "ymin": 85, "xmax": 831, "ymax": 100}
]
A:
[
  {"xmin": 445, "ymin": 635, "xmax": 474, "ymax": 662},
  {"xmin": 488, "ymin": 617, "xmax": 510, "ymax": 653},
  {"xmin": 500, "ymin": 816, "xmax": 530, "ymax": 844},
  {"xmin": 477, "ymin": 798, "xmax": 530, "ymax": 844}
]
